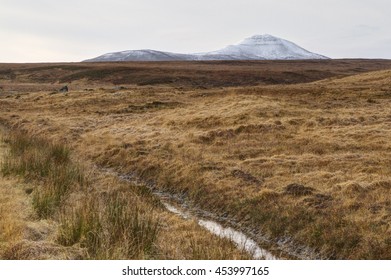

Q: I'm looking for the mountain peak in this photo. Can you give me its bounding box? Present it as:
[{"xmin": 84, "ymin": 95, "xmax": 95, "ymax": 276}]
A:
[
  {"xmin": 239, "ymin": 34, "xmax": 284, "ymax": 46},
  {"xmin": 84, "ymin": 34, "xmax": 328, "ymax": 62},
  {"xmin": 246, "ymin": 34, "xmax": 278, "ymax": 40},
  {"xmin": 209, "ymin": 34, "xmax": 328, "ymax": 60}
]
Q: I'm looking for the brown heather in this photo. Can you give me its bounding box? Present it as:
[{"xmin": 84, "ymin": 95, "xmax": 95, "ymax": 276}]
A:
[{"xmin": 1, "ymin": 60, "xmax": 391, "ymax": 259}]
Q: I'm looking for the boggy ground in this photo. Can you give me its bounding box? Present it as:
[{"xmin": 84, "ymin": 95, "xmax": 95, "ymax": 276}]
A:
[
  {"xmin": 1, "ymin": 60, "xmax": 391, "ymax": 259},
  {"xmin": 0, "ymin": 128, "xmax": 249, "ymax": 260}
]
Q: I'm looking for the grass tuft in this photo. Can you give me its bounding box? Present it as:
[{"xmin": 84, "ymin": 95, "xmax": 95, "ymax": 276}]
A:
[
  {"xmin": 57, "ymin": 192, "xmax": 160, "ymax": 259},
  {"xmin": 1, "ymin": 131, "xmax": 86, "ymax": 218}
]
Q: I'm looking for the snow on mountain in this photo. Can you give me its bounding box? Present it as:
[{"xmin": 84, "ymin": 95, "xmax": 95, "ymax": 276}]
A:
[
  {"xmin": 200, "ymin": 34, "xmax": 328, "ymax": 60},
  {"xmin": 84, "ymin": 35, "xmax": 328, "ymax": 62},
  {"xmin": 86, "ymin": 49, "xmax": 197, "ymax": 62}
]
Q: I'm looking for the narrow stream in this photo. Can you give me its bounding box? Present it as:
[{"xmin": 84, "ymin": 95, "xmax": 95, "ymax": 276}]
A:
[
  {"xmin": 111, "ymin": 170, "xmax": 278, "ymax": 260},
  {"xmin": 163, "ymin": 202, "xmax": 276, "ymax": 260}
]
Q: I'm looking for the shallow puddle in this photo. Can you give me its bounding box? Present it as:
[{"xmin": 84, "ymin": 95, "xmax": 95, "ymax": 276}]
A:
[
  {"xmin": 112, "ymin": 170, "xmax": 278, "ymax": 260},
  {"xmin": 163, "ymin": 202, "xmax": 277, "ymax": 260}
]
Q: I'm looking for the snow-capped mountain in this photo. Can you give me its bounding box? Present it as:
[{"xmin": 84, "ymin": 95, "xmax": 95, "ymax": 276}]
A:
[
  {"xmin": 198, "ymin": 34, "xmax": 328, "ymax": 60},
  {"xmin": 87, "ymin": 49, "xmax": 196, "ymax": 62},
  {"xmin": 84, "ymin": 35, "xmax": 328, "ymax": 62}
]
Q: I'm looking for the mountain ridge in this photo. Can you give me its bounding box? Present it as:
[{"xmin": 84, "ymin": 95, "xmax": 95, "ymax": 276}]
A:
[{"xmin": 84, "ymin": 34, "xmax": 329, "ymax": 62}]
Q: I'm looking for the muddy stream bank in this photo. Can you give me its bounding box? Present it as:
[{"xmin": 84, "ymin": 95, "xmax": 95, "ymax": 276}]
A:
[{"xmin": 111, "ymin": 169, "xmax": 324, "ymax": 260}]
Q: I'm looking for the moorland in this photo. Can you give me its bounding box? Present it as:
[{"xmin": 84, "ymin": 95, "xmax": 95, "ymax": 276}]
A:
[{"xmin": 1, "ymin": 59, "xmax": 391, "ymax": 259}]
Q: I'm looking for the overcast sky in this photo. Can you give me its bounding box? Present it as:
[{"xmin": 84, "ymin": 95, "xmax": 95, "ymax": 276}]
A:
[{"xmin": 1, "ymin": 0, "xmax": 390, "ymax": 62}]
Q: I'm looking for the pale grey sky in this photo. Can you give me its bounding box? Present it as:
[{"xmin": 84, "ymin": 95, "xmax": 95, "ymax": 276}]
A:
[{"xmin": 1, "ymin": 0, "xmax": 390, "ymax": 62}]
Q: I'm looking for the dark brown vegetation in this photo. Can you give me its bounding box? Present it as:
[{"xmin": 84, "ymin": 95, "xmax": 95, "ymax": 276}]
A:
[{"xmin": 2, "ymin": 59, "xmax": 391, "ymax": 90}]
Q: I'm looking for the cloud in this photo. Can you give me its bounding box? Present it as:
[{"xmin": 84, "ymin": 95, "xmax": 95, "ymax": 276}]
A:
[
  {"xmin": 340, "ymin": 25, "xmax": 381, "ymax": 40},
  {"xmin": 0, "ymin": 0, "xmax": 391, "ymax": 61}
]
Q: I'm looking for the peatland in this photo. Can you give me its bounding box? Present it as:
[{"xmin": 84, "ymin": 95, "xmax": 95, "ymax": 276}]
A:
[{"xmin": 1, "ymin": 59, "xmax": 391, "ymax": 259}]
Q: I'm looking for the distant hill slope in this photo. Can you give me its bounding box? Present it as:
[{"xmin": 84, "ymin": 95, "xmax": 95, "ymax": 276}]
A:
[
  {"xmin": 3, "ymin": 60, "xmax": 391, "ymax": 91},
  {"xmin": 84, "ymin": 34, "xmax": 328, "ymax": 62}
]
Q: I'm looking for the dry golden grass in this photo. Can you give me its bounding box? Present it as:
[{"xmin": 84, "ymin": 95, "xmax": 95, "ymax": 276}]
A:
[
  {"xmin": 0, "ymin": 132, "xmax": 83, "ymax": 259},
  {"xmin": 0, "ymin": 137, "xmax": 23, "ymax": 246},
  {"xmin": 0, "ymin": 129, "xmax": 249, "ymax": 260},
  {"xmin": 0, "ymin": 178, "xmax": 26, "ymax": 247},
  {"xmin": 1, "ymin": 61, "xmax": 391, "ymax": 259}
]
